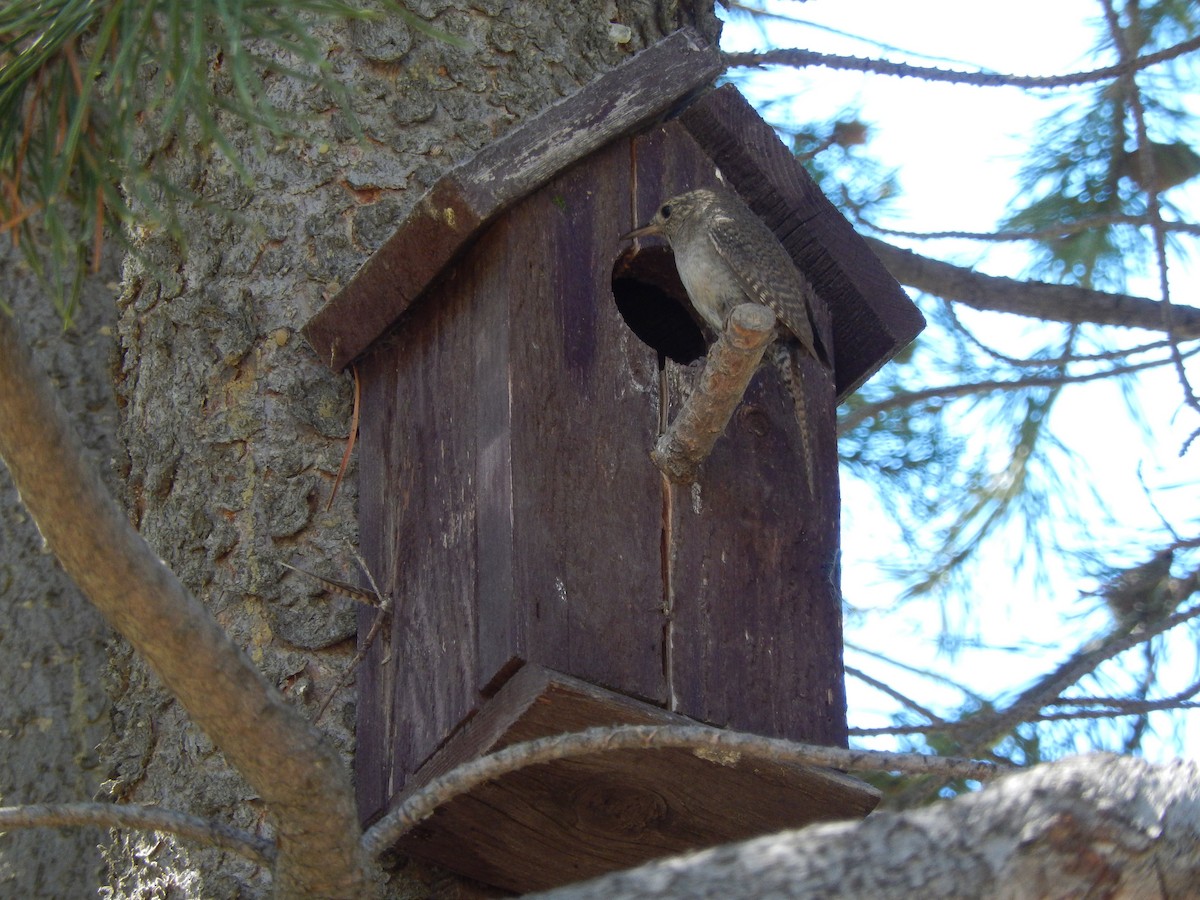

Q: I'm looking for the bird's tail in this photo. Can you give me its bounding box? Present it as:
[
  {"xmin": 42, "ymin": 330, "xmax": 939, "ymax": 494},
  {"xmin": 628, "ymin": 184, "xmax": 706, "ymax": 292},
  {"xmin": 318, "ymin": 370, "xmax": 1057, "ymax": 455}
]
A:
[{"xmin": 772, "ymin": 343, "xmax": 815, "ymax": 494}]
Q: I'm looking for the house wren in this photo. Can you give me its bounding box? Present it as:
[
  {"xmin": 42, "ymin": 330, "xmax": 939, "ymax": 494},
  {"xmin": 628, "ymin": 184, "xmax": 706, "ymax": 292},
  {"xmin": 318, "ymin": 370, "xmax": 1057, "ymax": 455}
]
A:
[{"xmin": 622, "ymin": 188, "xmax": 829, "ymax": 490}]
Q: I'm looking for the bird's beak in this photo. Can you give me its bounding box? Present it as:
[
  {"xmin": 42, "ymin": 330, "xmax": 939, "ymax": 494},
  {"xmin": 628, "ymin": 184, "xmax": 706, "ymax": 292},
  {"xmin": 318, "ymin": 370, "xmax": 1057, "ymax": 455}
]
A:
[{"xmin": 620, "ymin": 222, "xmax": 662, "ymax": 241}]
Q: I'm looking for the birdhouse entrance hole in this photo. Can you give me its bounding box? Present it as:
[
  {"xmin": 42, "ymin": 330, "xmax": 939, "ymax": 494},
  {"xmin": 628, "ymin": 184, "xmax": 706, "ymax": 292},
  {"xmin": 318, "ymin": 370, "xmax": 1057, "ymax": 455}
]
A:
[{"xmin": 612, "ymin": 244, "xmax": 707, "ymax": 365}]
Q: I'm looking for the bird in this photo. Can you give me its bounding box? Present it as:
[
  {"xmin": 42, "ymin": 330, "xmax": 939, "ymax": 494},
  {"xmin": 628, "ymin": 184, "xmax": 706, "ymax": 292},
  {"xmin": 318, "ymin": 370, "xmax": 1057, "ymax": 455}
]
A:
[{"xmin": 622, "ymin": 188, "xmax": 829, "ymax": 491}]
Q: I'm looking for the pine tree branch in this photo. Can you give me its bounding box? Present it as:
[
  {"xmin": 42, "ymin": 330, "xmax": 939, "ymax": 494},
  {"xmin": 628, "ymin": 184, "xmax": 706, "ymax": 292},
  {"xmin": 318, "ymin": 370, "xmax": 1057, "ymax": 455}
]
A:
[
  {"xmin": 852, "ymin": 698, "xmax": 1200, "ymax": 737},
  {"xmin": 839, "ymin": 347, "xmax": 1196, "ymax": 434},
  {"xmin": 1051, "ymin": 677, "xmax": 1200, "ymax": 711},
  {"xmin": 0, "ymin": 803, "xmax": 274, "ymax": 867},
  {"xmin": 845, "ymin": 665, "xmax": 946, "ymax": 725},
  {"xmin": 865, "ymin": 237, "xmax": 1200, "ymax": 335},
  {"xmin": 862, "ymin": 216, "xmax": 1200, "ymax": 242},
  {"xmin": 723, "ymin": 34, "xmax": 1200, "ymax": 89},
  {"xmin": 1100, "ymin": 0, "xmax": 1200, "ymax": 416},
  {"xmin": 941, "ymin": 300, "xmax": 1178, "ymax": 368},
  {"xmin": 846, "ymin": 641, "xmax": 987, "ymax": 702},
  {"xmin": 0, "ymin": 311, "xmax": 371, "ymax": 896},
  {"xmin": 950, "ymin": 600, "xmax": 1200, "ymax": 754}
]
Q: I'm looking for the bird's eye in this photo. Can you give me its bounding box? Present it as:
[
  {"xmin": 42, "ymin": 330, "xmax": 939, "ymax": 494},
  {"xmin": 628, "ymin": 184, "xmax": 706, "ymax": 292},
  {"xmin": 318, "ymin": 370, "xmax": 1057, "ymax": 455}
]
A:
[{"xmin": 660, "ymin": 204, "xmax": 672, "ymax": 219}]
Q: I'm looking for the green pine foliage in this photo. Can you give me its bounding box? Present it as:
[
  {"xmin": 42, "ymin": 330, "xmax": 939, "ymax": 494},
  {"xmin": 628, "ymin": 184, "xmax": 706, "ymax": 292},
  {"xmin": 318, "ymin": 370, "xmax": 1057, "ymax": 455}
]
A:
[
  {"xmin": 0, "ymin": 0, "xmax": 452, "ymax": 320},
  {"xmin": 1003, "ymin": 0, "xmax": 1200, "ymax": 289}
]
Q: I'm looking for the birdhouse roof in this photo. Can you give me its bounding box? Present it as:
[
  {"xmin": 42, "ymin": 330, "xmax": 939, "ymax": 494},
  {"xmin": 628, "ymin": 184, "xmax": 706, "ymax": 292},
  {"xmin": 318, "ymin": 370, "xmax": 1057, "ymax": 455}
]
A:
[{"xmin": 303, "ymin": 27, "xmax": 921, "ymax": 398}]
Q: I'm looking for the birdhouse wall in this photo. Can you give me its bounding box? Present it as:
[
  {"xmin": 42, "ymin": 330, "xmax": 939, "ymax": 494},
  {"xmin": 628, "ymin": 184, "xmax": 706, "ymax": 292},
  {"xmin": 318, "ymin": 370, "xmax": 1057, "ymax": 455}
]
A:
[
  {"xmin": 355, "ymin": 132, "xmax": 847, "ymax": 824},
  {"xmin": 625, "ymin": 123, "xmax": 847, "ymax": 740}
]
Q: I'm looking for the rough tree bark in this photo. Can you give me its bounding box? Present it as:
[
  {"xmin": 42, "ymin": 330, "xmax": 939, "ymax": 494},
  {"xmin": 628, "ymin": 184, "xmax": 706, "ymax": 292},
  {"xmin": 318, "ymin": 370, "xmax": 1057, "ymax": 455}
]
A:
[{"xmin": 531, "ymin": 754, "xmax": 1200, "ymax": 899}]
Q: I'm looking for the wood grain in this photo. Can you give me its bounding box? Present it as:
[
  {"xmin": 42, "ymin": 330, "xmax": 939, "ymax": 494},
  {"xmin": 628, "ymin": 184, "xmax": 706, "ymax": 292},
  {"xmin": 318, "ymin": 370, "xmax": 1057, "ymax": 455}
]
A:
[
  {"xmin": 304, "ymin": 28, "xmax": 721, "ymax": 371},
  {"xmin": 390, "ymin": 666, "xmax": 879, "ymax": 893},
  {"xmin": 355, "ymin": 266, "xmax": 487, "ymax": 822},
  {"xmin": 355, "ymin": 139, "xmax": 669, "ymax": 822}
]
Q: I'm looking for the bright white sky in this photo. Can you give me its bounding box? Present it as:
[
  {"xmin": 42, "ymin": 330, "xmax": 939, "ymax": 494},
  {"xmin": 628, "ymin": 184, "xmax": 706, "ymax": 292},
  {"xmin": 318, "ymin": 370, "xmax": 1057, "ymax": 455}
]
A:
[{"xmin": 720, "ymin": 1, "xmax": 1200, "ymax": 761}]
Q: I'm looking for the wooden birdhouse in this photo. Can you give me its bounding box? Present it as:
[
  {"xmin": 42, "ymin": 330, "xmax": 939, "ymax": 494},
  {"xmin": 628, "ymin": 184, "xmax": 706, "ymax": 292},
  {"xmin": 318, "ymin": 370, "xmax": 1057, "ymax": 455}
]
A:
[{"xmin": 303, "ymin": 28, "xmax": 923, "ymax": 894}]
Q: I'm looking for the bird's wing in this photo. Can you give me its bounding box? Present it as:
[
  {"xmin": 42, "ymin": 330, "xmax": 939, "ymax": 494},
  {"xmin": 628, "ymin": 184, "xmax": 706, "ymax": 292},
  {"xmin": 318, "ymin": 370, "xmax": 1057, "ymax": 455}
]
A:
[{"xmin": 706, "ymin": 206, "xmax": 822, "ymax": 363}]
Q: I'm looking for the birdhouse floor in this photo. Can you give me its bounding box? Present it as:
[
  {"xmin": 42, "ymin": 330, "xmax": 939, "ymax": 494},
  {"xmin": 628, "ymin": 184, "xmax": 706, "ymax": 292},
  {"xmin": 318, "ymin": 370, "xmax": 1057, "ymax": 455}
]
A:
[{"xmin": 385, "ymin": 665, "xmax": 880, "ymax": 894}]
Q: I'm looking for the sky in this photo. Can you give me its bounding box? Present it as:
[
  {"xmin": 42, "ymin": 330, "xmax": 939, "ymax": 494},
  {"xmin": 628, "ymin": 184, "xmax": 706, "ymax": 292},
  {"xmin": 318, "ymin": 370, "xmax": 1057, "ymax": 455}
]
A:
[{"xmin": 719, "ymin": 0, "xmax": 1200, "ymax": 760}]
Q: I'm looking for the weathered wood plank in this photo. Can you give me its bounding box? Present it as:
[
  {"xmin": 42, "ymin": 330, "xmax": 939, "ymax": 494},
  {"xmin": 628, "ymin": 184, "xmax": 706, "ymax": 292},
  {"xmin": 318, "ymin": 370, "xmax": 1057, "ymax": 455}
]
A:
[
  {"xmin": 353, "ymin": 560, "xmax": 389, "ymax": 823},
  {"xmin": 494, "ymin": 137, "xmax": 666, "ymax": 704},
  {"xmin": 355, "ymin": 254, "xmax": 492, "ymax": 816},
  {"xmin": 398, "ymin": 665, "xmax": 684, "ymax": 794},
  {"xmin": 304, "ymin": 28, "xmax": 722, "ymax": 371},
  {"xmin": 390, "ymin": 666, "xmax": 878, "ymax": 893},
  {"xmin": 667, "ymin": 356, "xmax": 847, "ymax": 746},
  {"xmin": 349, "ymin": 49, "xmax": 925, "ymax": 835},
  {"xmin": 678, "ymin": 85, "xmax": 925, "ymax": 399},
  {"xmin": 357, "ymin": 138, "xmax": 669, "ymax": 817}
]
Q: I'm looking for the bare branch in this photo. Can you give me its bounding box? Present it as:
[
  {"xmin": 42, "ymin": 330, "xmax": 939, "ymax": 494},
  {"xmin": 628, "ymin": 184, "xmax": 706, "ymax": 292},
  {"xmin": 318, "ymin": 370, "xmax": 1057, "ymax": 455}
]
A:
[
  {"xmin": 1039, "ymin": 704, "xmax": 1200, "ymax": 723},
  {"xmin": 314, "ymin": 546, "xmax": 393, "ymax": 726},
  {"xmin": 853, "ymin": 699, "xmax": 1200, "ymax": 737},
  {"xmin": 942, "ymin": 300, "xmax": 1179, "ymax": 368},
  {"xmin": 845, "ymin": 665, "xmax": 946, "ymax": 725},
  {"xmin": 846, "ymin": 641, "xmax": 987, "ymax": 702},
  {"xmin": 862, "ymin": 215, "xmax": 1200, "ymax": 242},
  {"xmin": 1052, "ymin": 677, "xmax": 1200, "ymax": 712},
  {"xmin": 865, "ymin": 237, "xmax": 1200, "ymax": 335},
  {"xmin": 723, "ymin": 34, "xmax": 1200, "ymax": 89},
  {"xmin": 0, "ymin": 803, "xmax": 274, "ymax": 867},
  {"xmin": 362, "ymin": 724, "xmax": 1008, "ymax": 859},
  {"xmin": 529, "ymin": 756, "xmax": 1200, "ymax": 899},
  {"xmin": 279, "ymin": 561, "xmax": 383, "ymax": 607},
  {"xmin": 0, "ymin": 313, "xmax": 370, "ymax": 896},
  {"xmin": 951, "ymin": 600, "xmax": 1200, "ymax": 753},
  {"xmin": 839, "ymin": 347, "xmax": 1197, "ymax": 434}
]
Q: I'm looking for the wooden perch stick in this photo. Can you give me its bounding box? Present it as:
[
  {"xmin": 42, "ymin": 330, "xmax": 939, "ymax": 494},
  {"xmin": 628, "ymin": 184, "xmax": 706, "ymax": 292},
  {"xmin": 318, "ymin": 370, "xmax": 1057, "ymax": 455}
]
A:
[{"xmin": 652, "ymin": 302, "xmax": 776, "ymax": 482}]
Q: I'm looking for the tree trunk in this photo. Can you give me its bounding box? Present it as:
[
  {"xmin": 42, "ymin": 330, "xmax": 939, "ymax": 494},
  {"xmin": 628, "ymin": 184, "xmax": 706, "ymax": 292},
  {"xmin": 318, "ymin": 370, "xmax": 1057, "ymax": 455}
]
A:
[{"xmin": 99, "ymin": 2, "xmax": 718, "ymax": 895}]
